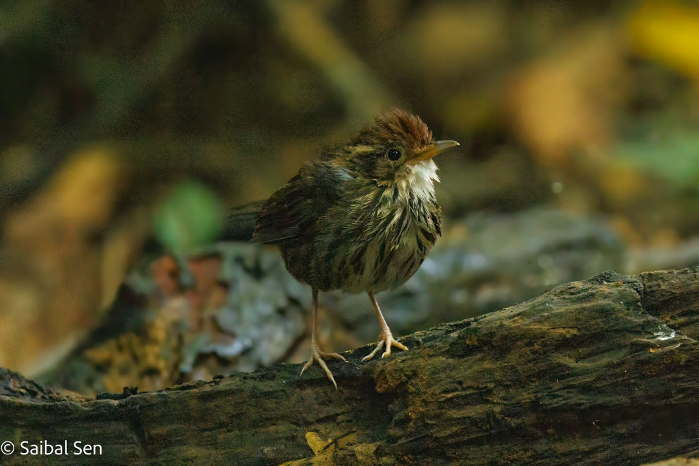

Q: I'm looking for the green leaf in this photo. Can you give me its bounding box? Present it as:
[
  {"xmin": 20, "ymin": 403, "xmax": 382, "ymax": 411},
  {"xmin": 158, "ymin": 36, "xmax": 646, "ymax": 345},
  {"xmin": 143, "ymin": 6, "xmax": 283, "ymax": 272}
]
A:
[
  {"xmin": 618, "ymin": 130, "xmax": 699, "ymax": 190},
  {"xmin": 153, "ymin": 180, "xmax": 224, "ymax": 253}
]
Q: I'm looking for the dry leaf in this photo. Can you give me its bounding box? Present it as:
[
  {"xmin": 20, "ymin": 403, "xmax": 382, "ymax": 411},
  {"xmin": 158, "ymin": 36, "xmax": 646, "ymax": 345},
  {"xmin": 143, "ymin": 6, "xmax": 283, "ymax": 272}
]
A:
[{"xmin": 508, "ymin": 25, "xmax": 624, "ymax": 167}]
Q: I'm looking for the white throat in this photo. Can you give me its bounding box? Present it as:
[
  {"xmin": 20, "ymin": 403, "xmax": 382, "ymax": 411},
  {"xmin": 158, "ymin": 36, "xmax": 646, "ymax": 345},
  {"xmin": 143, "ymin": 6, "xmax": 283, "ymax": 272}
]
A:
[{"xmin": 397, "ymin": 160, "xmax": 439, "ymax": 201}]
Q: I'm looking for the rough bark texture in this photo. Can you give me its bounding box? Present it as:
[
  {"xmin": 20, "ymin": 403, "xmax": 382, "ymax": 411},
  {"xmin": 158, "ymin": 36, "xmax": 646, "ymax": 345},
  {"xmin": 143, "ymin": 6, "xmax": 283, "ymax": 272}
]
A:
[{"xmin": 1, "ymin": 268, "xmax": 698, "ymax": 465}]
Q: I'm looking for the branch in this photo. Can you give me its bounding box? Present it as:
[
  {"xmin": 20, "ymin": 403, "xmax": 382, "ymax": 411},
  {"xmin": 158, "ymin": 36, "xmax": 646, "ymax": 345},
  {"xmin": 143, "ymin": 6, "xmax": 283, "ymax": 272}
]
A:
[{"xmin": 1, "ymin": 268, "xmax": 698, "ymax": 465}]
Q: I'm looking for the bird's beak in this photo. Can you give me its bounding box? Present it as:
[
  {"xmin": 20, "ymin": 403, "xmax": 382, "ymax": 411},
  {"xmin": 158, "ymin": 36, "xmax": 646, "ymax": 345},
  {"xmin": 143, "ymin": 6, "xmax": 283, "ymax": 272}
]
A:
[{"xmin": 408, "ymin": 140, "xmax": 460, "ymax": 164}]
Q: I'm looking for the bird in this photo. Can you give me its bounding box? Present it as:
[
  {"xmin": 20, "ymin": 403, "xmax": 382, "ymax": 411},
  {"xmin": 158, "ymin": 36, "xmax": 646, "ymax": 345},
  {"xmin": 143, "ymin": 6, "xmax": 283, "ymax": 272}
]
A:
[{"xmin": 224, "ymin": 109, "xmax": 459, "ymax": 388}]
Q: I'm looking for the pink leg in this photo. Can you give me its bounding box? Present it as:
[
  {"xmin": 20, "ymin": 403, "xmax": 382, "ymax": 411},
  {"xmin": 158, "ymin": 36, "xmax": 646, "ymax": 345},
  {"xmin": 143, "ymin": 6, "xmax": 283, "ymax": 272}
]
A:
[
  {"xmin": 361, "ymin": 291, "xmax": 408, "ymax": 361},
  {"xmin": 300, "ymin": 289, "xmax": 347, "ymax": 388}
]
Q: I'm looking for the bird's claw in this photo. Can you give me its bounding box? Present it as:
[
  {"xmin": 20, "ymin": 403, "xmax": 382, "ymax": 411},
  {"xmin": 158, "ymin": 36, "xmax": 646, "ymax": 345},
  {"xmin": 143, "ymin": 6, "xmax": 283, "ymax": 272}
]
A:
[
  {"xmin": 362, "ymin": 332, "xmax": 408, "ymax": 362},
  {"xmin": 299, "ymin": 344, "xmax": 347, "ymax": 389}
]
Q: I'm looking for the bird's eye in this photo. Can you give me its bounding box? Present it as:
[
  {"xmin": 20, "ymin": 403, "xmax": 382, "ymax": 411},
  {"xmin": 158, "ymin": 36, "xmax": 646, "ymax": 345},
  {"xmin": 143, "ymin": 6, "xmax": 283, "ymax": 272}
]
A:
[{"xmin": 386, "ymin": 148, "xmax": 402, "ymax": 161}]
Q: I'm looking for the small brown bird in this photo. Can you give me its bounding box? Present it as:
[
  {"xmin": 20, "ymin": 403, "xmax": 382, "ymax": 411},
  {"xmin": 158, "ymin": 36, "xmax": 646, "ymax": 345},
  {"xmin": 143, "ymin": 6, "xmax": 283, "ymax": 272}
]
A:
[{"xmin": 226, "ymin": 109, "xmax": 459, "ymax": 387}]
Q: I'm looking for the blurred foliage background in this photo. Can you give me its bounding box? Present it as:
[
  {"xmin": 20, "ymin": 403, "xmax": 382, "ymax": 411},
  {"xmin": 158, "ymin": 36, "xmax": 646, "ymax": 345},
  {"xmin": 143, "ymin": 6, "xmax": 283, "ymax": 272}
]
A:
[{"xmin": 1, "ymin": 0, "xmax": 698, "ymax": 395}]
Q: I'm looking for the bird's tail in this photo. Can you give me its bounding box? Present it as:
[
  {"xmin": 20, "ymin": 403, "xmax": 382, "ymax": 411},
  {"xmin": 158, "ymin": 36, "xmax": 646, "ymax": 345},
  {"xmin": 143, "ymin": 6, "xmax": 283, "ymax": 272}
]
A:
[{"xmin": 220, "ymin": 200, "xmax": 265, "ymax": 241}]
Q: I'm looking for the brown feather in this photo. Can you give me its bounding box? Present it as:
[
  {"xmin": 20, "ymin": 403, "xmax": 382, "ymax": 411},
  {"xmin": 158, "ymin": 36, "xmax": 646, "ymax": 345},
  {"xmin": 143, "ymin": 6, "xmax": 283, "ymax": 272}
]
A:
[{"xmin": 352, "ymin": 108, "xmax": 433, "ymax": 150}]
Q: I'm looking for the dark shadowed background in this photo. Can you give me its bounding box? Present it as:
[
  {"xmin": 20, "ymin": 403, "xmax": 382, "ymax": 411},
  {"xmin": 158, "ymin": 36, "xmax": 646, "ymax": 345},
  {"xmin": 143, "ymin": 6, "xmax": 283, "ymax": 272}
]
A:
[{"xmin": 1, "ymin": 0, "xmax": 698, "ymax": 394}]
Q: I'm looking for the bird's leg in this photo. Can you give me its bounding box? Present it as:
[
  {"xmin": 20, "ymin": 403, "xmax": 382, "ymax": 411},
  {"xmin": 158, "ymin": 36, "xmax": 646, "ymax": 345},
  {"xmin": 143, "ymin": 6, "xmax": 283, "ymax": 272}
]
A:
[
  {"xmin": 300, "ymin": 288, "xmax": 347, "ymax": 389},
  {"xmin": 362, "ymin": 291, "xmax": 408, "ymax": 361}
]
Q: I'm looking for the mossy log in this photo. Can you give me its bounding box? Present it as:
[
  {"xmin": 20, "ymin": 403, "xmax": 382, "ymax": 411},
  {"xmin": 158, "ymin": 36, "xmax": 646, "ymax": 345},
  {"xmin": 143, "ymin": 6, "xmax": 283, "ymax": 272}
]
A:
[{"xmin": 1, "ymin": 268, "xmax": 698, "ymax": 465}]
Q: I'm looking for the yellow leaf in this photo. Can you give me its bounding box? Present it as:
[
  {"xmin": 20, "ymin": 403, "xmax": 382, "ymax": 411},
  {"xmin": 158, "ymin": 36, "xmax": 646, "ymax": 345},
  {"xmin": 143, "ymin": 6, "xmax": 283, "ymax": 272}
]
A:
[
  {"xmin": 305, "ymin": 432, "xmax": 332, "ymax": 455},
  {"xmin": 628, "ymin": 0, "xmax": 699, "ymax": 77},
  {"xmin": 279, "ymin": 432, "xmax": 335, "ymax": 465}
]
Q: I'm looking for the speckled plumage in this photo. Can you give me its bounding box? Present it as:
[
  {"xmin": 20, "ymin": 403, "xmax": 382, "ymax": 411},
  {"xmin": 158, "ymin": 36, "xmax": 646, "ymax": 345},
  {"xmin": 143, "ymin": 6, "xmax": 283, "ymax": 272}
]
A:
[
  {"xmin": 254, "ymin": 109, "xmax": 442, "ymax": 293},
  {"xmin": 250, "ymin": 109, "xmax": 458, "ymax": 387}
]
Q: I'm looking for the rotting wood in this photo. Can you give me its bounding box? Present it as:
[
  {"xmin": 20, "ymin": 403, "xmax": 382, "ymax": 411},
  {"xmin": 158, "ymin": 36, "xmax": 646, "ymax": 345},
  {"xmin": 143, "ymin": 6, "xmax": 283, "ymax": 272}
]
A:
[{"xmin": 1, "ymin": 268, "xmax": 698, "ymax": 465}]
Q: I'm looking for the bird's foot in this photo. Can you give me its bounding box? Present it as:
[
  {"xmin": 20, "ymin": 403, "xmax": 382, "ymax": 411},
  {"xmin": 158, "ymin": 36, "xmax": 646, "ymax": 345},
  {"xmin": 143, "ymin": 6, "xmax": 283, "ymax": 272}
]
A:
[
  {"xmin": 299, "ymin": 342, "xmax": 347, "ymax": 389},
  {"xmin": 361, "ymin": 330, "xmax": 408, "ymax": 362}
]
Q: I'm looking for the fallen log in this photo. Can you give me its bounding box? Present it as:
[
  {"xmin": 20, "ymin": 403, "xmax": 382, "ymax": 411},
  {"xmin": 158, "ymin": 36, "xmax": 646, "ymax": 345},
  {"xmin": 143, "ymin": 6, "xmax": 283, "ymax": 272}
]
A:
[{"xmin": 1, "ymin": 268, "xmax": 698, "ymax": 465}]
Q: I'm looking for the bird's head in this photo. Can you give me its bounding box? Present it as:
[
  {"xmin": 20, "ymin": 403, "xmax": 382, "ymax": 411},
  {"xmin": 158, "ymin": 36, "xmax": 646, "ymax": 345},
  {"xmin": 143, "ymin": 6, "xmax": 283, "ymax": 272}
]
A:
[{"xmin": 334, "ymin": 109, "xmax": 459, "ymax": 185}]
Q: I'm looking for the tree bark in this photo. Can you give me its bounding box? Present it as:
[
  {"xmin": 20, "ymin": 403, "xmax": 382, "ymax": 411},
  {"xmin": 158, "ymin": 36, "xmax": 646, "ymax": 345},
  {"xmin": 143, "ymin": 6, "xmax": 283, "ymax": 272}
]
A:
[{"xmin": 1, "ymin": 268, "xmax": 698, "ymax": 465}]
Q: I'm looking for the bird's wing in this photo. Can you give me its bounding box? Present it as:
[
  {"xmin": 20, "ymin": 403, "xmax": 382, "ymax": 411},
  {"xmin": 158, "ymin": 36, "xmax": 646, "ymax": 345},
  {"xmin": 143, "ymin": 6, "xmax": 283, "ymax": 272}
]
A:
[
  {"xmin": 253, "ymin": 161, "xmax": 349, "ymax": 244},
  {"xmin": 221, "ymin": 200, "xmax": 266, "ymax": 241}
]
